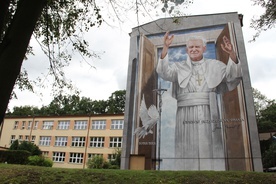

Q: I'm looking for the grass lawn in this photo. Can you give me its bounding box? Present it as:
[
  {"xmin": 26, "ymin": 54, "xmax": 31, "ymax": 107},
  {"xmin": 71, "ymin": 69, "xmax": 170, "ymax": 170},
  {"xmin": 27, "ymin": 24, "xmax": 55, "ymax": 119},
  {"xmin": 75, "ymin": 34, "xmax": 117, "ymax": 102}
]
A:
[{"xmin": 0, "ymin": 164, "xmax": 275, "ymax": 184}]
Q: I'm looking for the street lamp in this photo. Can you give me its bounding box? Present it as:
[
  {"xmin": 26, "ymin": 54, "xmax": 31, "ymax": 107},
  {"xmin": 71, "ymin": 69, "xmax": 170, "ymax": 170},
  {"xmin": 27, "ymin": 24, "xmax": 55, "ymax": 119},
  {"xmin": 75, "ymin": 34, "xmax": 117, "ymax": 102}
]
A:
[{"xmin": 153, "ymin": 88, "xmax": 167, "ymax": 170}]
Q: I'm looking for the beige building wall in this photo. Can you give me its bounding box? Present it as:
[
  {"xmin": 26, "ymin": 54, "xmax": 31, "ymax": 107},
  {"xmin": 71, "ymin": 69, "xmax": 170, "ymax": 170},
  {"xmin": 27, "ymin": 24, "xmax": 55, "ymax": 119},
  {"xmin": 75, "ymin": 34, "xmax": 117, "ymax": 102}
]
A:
[{"xmin": 0, "ymin": 114, "xmax": 124, "ymax": 169}]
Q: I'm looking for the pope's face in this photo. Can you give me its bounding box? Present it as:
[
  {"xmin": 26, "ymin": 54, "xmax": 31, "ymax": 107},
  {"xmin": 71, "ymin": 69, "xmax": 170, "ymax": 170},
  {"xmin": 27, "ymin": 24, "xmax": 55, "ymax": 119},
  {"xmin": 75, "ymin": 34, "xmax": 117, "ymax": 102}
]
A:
[{"xmin": 186, "ymin": 39, "xmax": 206, "ymax": 61}]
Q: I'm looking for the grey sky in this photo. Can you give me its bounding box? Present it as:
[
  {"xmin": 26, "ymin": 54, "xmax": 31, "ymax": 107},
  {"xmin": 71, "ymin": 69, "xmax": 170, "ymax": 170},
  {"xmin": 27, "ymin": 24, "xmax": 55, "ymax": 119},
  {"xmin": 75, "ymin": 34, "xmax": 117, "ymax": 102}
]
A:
[{"xmin": 8, "ymin": 0, "xmax": 276, "ymax": 110}]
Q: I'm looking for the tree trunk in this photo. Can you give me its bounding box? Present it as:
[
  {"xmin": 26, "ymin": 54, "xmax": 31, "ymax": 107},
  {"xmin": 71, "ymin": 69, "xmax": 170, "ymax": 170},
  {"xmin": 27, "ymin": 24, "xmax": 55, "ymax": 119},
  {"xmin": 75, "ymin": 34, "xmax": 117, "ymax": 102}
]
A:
[
  {"xmin": 0, "ymin": 0, "xmax": 46, "ymax": 124},
  {"xmin": 0, "ymin": 0, "xmax": 11, "ymax": 39}
]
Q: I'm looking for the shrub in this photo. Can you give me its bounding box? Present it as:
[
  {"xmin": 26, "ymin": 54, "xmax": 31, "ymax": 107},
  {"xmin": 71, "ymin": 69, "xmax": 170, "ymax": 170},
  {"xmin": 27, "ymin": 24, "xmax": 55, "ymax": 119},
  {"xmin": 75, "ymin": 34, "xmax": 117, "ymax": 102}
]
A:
[
  {"xmin": 0, "ymin": 150, "xmax": 31, "ymax": 164},
  {"xmin": 27, "ymin": 155, "xmax": 53, "ymax": 167},
  {"xmin": 9, "ymin": 140, "xmax": 42, "ymax": 156},
  {"xmin": 87, "ymin": 155, "xmax": 109, "ymax": 169}
]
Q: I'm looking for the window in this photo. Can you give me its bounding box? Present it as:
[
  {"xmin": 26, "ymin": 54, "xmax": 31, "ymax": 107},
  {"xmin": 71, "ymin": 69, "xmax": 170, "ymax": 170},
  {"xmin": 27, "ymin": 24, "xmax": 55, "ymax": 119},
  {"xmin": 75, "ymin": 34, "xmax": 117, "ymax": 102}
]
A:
[
  {"xmin": 53, "ymin": 152, "xmax": 66, "ymax": 162},
  {"xmin": 42, "ymin": 121, "xmax": 53, "ymax": 130},
  {"xmin": 25, "ymin": 135, "xmax": 29, "ymax": 141},
  {"xmin": 13, "ymin": 121, "xmax": 18, "ymax": 129},
  {"xmin": 58, "ymin": 121, "xmax": 70, "ymax": 130},
  {"xmin": 108, "ymin": 154, "xmax": 116, "ymax": 162},
  {"xmin": 55, "ymin": 136, "xmax": 68, "ymax": 146},
  {"xmin": 88, "ymin": 153, "xmax": 103, "ymax": 160},
  {"xmin": 111, "ymin": 119, "xmax": 124, "ymax": 129},
  {"xmin": 27, "ymin": 121, "xmax": 32, "ymax": 130},
  {"xmin": 109, "ymin": 137, "xmax": 122, "ymax": 148},
  {"xmin": 10, "ymin": 135, "xmax": 16, "ymax": 144},
  {"xmin": 19, "ymin": 135, "xmax": 23, "ymax": 142},
  {"xmin": 22, "ymin": 121, "xmax": 26, "ymax": 129},
  {"xmin": 31, "ymin": 136, "xmax": 36, "ymax": 143},
  {"xmin": 42, "ymin": 151, "xmax": 49, "ymax": 157},
  {"xmin": 39, "ymin": 136, "xmax": 51, "ymax": 146},
  {"xmin": 74, "ymin": 120, "xmax": 87, "ymax": 130},
  {"xmin": 91, "ymin": 120, "xmax": 106, "ymax": 130},
  {"xmin": 71, "ymin": 137, "xmax": 85, "ymax": 147},
  {"xmin": 69, "ymin": 153, "xmax": 83, "ymax": 164},
  {"xmin": 33, "ymin": 121, "xmax": 38, "ymax": 130},
  {"xmin": 89, "ymin": 137, "xmax": 105, "ymax": 147}
]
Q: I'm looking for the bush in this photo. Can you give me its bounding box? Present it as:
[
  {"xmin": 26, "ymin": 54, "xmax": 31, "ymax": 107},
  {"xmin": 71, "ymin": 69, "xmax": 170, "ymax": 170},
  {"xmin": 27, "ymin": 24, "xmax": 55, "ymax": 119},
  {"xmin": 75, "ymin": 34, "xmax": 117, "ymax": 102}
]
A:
[
  {"xmin": 27, "ymin": 155, "xmax": 53, "ymax": 167},
  {"xmin": 0, "ymin": 150, "xmax": 31, "ymax": 164},
  {"xmin": 87, "ymin": 155, "xmax": 109, "ymax": 169}
]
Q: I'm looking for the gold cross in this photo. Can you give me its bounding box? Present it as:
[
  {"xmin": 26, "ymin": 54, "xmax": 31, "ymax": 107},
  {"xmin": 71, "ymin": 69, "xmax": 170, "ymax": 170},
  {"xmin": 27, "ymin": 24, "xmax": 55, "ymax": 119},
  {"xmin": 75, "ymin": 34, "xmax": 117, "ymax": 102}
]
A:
[{"xmin": 196, "ymin": 73, "xmax": 202, "ymax": 86}]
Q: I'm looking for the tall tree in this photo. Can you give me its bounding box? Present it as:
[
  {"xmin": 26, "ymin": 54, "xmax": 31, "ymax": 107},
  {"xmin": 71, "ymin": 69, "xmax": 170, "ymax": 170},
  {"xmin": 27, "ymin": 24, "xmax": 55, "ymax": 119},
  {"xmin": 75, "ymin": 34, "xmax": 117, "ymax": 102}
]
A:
[
  {"xmin": 0, "ymin": 0, "xmax": 191, "ymax": 124},
  {"xmin": 0, "ymin": 0, "xmax": 46, "ymax": 124}
]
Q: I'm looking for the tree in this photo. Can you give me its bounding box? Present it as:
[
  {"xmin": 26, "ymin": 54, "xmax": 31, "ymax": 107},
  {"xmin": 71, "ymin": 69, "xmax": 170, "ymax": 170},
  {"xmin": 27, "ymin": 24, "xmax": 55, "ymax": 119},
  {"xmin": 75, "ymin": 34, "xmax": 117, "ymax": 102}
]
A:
[
  {"xmin": 7, "ymin": 90, "xmax": 126, "ymax": 116},
  {"xmin": 252, "ymin": 88, "xmax": 270, "ymax": 122},
  {"xmin": 107, "ymin": 90, "xmax": 126, "ymax": 114},
  {"xmin": 7, "ymin": 105, "xmax": 40, "ymax": 116},
  {"xmin": 258, "ymin": 101, "xmax": 276, "ymax": 132},
  {"xmin": 253, "ymin": 88, "xmax": 276, "ymax": 168},
  {"xmin": 250, "ymin": 0, "xmax": 276, "ymax": 41},
  {"xmin": 0, "ymin": 0, "xmax": 192, "ymax": 124},
  {"xmin": 0, "ymin": 0, "xmax": 46, "ymax": 124},
  {"xmin": 9, "ymin": 139, "xmax": 19, "ymax": 150},
  {"xmin": 252, "ymin": 88, "xmax": 276, "ymax": 131},
  {"xmin": 9, "ymin": 140, "xmax": 42, "ymax": 156},
  {"xmin": 262, "ymin": 140, "xmax": 276, "ymax": 169}
]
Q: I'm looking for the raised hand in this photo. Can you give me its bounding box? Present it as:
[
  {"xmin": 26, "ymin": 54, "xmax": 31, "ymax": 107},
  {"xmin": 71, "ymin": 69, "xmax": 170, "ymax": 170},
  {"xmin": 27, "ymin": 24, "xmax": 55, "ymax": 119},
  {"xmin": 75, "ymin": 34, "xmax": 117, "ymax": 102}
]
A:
[
  {"xmin": 164, "ymin": 31, "xmax": 174, "ymax": 47},
  {"xmin": 161, "ymin": 31, "xmax": 174, "ymax": 59},
  {"xmin": 220, "ymin": 36, "xmax": 238, "ymax": 63}
]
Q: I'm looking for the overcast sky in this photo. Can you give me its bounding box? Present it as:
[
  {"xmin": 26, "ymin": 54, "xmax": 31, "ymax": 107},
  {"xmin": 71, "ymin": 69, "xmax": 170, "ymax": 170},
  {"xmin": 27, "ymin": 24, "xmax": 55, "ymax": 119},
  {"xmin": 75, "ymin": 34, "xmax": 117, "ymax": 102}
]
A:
[{"xmin": 8, "ymin": 0, "xmax": 276, "ymax": 110}]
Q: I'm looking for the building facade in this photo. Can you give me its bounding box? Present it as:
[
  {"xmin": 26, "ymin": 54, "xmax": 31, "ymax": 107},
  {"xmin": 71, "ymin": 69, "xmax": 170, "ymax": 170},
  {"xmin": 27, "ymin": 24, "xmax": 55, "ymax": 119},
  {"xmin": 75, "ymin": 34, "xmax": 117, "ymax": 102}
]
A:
[{"xmin": 0, "ymin": 114, "xmax": 124, "ymax": 169}]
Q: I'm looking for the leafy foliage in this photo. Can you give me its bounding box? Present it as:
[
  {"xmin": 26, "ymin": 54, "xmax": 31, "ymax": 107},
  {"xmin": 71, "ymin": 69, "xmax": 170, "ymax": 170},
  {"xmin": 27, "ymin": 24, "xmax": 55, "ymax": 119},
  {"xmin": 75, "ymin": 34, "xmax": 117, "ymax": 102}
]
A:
[
  {"xmin": 262, "ymin": 140, "xmax": 276, "ymax": 168},
  {"xmin": 253, "ymin": 88, "xmax": 270, "ymax": 122},
  {"xmin": 253, "ymin": 88, "xmax": 276, "ymax": 168},
  {"xmin": 7, "ymin": 90, "xmax": 126, "ymax": 116},
  {"xmin": 109, "ymin": 148, "xmax": 121, "ymax": 169},
  {"xmin": 0, "ymin": 0, "xmax": 193, "ymax": 124},
  {"xmin": 258, "ymin": 102, "xmax": 276, "ymax": 132},
  {"xmin": 86, "ymin": 148, "xmax": 121, "ymax": 169},
  {"xmin": 27, "ymin": 155, "xmax": 53, "ymax": 167},
  {"xmin": 87, "ymin": 155, "xmax": 109, "ymax": 169},
  {"xmin": 107, "ymin": 90, "xmax": 126, "ymax": 114},
  {"xmin": 9, "ymin": 140, "xmax": 42, "ymax": 156},
  {"xmin": 252, "ymin": 88, "xmax": 276, "ymax": 132},
  {"xmin": 2, "ymin": 0, "xmax": 193, "ymax": 97},
  {"xmin": 250, "ymin": 0, "xmax": 276, "ymax": 41},
  {"xmin": 0, "ymin": 150, "xmax": 31, "ymax": 165}
]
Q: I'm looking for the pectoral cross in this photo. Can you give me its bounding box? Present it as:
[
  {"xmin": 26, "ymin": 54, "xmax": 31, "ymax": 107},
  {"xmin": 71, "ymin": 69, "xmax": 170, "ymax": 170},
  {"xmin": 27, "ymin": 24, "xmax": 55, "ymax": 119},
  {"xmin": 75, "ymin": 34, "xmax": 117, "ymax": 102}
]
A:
[{"xmin": 196, "ymin": 73, "xmax": 203, "ymax": 86}]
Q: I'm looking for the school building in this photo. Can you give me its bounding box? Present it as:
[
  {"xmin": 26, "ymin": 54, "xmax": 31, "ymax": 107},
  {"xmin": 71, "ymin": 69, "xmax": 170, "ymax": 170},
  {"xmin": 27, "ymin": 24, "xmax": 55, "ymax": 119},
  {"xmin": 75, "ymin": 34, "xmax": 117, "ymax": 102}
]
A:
[{"xmin": 0, "ymin": 114, "xmax": 124, "ymax": 169}]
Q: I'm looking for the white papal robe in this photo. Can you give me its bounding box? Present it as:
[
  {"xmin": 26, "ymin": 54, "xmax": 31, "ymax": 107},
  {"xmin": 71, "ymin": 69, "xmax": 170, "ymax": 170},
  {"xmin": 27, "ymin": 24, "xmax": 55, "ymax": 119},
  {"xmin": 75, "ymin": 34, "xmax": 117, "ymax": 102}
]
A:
[{"xmin": 156, "ymin": 55, "xmax": 242, "ymax": 170}]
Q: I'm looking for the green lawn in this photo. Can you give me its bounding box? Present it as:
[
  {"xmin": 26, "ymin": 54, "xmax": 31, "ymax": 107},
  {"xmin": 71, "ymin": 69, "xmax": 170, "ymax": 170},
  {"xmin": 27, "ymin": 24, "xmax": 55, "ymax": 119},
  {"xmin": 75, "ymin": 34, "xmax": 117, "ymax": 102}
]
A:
[{"xmin": 0, "ymin": 164, "xmax": 275, "ymax": 184}]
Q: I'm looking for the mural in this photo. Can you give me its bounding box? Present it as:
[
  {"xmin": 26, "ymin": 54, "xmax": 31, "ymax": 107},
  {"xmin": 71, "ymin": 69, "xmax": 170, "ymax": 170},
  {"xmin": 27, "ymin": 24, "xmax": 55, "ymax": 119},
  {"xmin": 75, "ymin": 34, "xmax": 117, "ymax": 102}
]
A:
[{"xmin": 122, "ymin": 15, "xmax": 262, "ymax": 171}]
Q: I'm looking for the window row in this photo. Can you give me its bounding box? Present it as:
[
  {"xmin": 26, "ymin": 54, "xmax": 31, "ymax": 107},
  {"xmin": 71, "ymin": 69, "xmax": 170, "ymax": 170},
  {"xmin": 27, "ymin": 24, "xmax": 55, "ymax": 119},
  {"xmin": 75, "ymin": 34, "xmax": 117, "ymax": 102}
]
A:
[
  {"xmin": 39, "ymin": 136, "xmax": 122, "ymax": 148},
  {"xmin": 11, "ymin": 135, "xmax": 122, "ymax": 148},
  {"xmin": 51, "ymin": 152, "xmax": 114, "ymax": 163},
  {"xmin": 10, "ymin": 135, "xmax": 36, "ymax": 144},
  {"xmin": 13, "ymin": 120, "xmax": 124, "ymax": 130}
]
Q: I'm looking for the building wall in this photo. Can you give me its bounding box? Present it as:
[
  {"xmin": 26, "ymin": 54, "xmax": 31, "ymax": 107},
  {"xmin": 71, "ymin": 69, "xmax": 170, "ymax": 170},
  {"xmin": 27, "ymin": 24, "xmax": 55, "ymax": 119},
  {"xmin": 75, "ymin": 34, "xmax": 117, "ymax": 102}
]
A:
[{"xmin": 0, "ymin": 114, "xmax": 124, "ymax": 169}]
